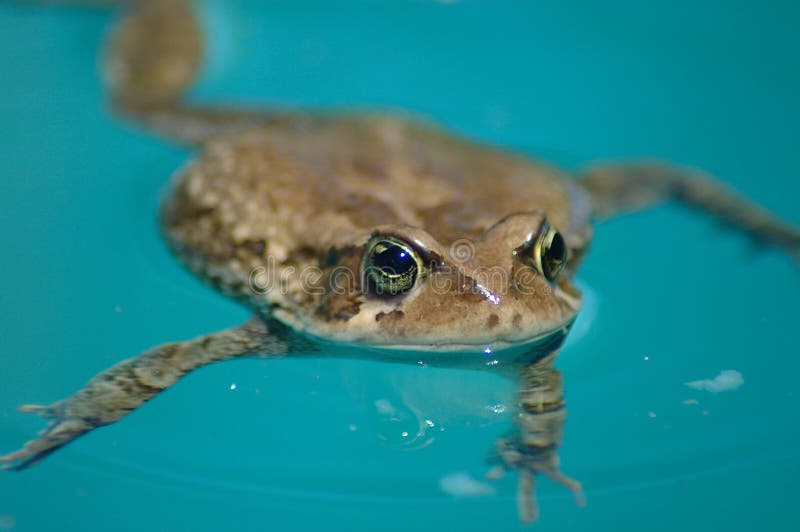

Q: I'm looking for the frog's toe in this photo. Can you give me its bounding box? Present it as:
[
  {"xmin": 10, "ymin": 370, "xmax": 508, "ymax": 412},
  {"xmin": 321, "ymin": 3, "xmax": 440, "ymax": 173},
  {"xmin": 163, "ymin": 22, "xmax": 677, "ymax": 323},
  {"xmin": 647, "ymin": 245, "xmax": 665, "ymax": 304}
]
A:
[
  {"xmin": 18, "ymin": 403, "xmax": 57, "ymax": 418},
  {"xmin": 1, "ymin": 413, "xmax": 91, "ymax": 471},
  {"xmin": 539, "ymin": 468, "xmax": 586, "ymax": 507},
  {"xmin": 488, "ymin": 462, "xmax": 584, "ymax": 522},
  {"xmin": 516, "ymin": 470, "xmax": 539, "ymax": 523},
  {"xmin": 485, "ymin": 464, "xmax": 506, "ymax": 481}
]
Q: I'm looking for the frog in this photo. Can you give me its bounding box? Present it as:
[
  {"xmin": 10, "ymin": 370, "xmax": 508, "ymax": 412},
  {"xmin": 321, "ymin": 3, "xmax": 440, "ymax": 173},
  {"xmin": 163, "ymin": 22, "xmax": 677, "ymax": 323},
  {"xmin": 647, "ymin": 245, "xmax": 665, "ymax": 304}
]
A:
[{"xmin": 2, "ymin": 0, "xmax": 799, "ymax": 523}]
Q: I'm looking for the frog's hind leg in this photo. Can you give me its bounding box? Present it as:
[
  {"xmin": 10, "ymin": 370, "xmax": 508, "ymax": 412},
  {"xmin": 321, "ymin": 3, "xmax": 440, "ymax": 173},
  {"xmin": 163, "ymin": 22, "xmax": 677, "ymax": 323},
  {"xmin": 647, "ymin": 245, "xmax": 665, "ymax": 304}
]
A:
[
  {"xmin": 103, "ymin": 0, "xmax": 310, "ymax": 145},
  {"xmin": 580, "ymin": 162, "xmax": 800, "ymax": 260},
  {"xmin": 0, "ymin": 317, "xmax": 293, "ymax": 470}
]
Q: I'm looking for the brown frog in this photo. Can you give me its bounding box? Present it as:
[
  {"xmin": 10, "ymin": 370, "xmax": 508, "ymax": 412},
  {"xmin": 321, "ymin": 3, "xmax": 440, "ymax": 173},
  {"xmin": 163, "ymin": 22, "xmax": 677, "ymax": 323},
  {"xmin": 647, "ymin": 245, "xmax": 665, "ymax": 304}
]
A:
[{"xmin": 2, "ymin": 0, "xmax": 798, "ymax": 523}]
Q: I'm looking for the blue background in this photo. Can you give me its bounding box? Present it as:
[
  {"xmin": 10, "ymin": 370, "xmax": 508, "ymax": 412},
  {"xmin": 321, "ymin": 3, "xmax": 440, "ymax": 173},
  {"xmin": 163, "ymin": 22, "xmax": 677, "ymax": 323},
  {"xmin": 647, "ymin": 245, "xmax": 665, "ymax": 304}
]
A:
[{"xmin": 0, "ymin": 1, "xmax": 798, "ymax": 531}]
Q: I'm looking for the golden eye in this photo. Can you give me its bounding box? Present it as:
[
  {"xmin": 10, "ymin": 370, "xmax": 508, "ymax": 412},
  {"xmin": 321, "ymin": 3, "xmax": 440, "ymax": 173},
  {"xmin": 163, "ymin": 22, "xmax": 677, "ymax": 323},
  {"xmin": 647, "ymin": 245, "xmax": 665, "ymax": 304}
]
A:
[
  {"xmin": 362, "ymin": 237, "xmax": 424, "ymax": 296},
  {"xmin": 533, "ymin": 224, "xmax": 567, "ymax": 282}
]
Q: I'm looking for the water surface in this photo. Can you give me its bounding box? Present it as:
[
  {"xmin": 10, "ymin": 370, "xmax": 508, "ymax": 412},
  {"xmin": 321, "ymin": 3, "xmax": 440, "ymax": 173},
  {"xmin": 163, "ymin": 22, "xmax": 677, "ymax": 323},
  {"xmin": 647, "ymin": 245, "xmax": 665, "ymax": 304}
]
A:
[{"xmin": 0, "ymin": 1, "xmax": 798, "ymax": 531}]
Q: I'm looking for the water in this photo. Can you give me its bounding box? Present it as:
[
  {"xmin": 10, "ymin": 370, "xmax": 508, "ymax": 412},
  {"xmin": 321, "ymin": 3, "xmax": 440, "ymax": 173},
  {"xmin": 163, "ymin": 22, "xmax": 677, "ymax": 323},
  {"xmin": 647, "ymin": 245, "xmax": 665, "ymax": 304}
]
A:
[{"xmin": 1, "ymin": 1, "xmax": 798, "ymax": 530}]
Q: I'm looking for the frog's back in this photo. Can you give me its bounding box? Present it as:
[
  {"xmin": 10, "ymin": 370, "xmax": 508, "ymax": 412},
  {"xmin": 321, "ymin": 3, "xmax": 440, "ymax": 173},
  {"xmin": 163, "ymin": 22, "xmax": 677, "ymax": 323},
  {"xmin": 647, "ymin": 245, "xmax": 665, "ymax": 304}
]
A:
[{"xmin": 161, "ymin": 115, "xmax": 592, "ymax": 304}]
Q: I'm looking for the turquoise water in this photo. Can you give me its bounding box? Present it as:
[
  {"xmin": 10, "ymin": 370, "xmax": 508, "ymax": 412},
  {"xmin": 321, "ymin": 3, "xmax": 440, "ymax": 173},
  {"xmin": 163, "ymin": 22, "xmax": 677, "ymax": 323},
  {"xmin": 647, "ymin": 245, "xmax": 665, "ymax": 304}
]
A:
[{"xmin": 1, "ymin": 1, "xmax": 798, "ymax": 530}]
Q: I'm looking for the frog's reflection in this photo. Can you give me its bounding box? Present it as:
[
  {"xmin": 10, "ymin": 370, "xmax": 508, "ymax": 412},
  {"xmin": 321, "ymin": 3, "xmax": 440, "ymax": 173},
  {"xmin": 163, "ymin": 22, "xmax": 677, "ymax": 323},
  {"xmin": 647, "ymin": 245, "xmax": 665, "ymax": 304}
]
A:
[{"xmin": 336, "ymin": 340, "xmax": 584, "ymax": 522}]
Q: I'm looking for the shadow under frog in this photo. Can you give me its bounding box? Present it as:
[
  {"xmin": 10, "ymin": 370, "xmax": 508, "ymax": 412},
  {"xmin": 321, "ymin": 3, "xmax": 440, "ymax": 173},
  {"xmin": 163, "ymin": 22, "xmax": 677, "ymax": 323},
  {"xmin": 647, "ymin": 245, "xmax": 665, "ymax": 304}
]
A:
[{"xmin": 3, "ymin": 0, "xmax": 799, "ymax": 524}]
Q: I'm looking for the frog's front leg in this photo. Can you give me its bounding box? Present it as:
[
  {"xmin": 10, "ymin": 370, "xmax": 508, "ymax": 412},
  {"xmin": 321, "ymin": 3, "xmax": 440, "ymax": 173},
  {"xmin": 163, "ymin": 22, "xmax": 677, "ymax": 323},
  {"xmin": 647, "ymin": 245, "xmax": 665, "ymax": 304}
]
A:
[
  {"xmin": 0, "ymin": 317, "xmax": 290, "ymax": 471},
  {"xmin": 487, "ymin": 354, "xmax": 584, "ymax": 523}
]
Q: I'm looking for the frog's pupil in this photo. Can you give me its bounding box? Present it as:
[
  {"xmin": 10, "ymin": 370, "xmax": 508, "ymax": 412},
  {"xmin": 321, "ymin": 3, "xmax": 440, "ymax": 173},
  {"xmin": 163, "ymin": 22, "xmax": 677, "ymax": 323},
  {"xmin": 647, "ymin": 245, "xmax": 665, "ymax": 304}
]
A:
[
  {"xmin": 369, "ymin": 241, "xmax": 418, "ymax": 295},
  {"xmin": 542, "ymin": 231, "xmax": 567, "ymax": 280},
  {"xmin": 375, "ymin": 244, "xmax": 416, "ymax": 276},
  {"xmin": 548, "ymin": 233, "xmax": 566, "ymax": 262}
]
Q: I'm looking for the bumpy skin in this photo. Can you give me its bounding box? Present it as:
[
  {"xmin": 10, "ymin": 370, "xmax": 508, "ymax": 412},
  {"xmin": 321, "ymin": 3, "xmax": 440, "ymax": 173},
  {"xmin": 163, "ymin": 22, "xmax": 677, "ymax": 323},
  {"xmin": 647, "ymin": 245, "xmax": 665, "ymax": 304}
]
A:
[
  {"xmin": 162, "ymin": 116, "xmax": 590, "ymax": 350},
  {"xmin": 3, "ymin": 0, "xmax": 800, "ymax": 524}
]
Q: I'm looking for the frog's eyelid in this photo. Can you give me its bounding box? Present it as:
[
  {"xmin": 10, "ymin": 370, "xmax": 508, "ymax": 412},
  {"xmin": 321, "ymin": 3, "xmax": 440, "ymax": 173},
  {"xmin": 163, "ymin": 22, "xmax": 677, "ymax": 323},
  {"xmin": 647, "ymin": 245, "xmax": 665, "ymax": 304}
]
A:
[
  {"xmin": 513, "ymin": 219, "xmax": 567, "ymax": 281},
  {"xmin": 512, "ymin": 218, "xmax": 551, "ymax": 259},
  {"xmin": 366, "ymin": 232, "xmax": 442, "ymax": 271},
  {"xmin": 419, "ymin": 249, "xmax": 444, "ymax": 270},
  {"xmin": 531, "ymin": 223, "xmax": 552, "ymax": 275}
]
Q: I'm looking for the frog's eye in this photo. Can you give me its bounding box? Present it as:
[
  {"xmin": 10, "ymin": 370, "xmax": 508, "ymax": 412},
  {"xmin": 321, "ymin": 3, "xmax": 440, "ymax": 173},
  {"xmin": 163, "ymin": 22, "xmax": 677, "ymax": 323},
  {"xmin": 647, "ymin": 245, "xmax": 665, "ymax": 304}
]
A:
[
  {"xmin": 362, "ymin": 237, "xmax": 424, "ymax": 296},
  {"xmin": 532, "ymin": 224, "xmax": 567, "ymax": 282}
]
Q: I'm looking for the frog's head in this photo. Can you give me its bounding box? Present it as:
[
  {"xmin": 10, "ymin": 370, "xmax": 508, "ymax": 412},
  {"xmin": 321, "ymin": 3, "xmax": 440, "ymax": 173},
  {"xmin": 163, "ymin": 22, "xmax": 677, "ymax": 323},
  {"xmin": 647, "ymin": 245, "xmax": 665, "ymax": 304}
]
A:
[{"xmin": 277, "ymin": 211, "xmax": 582, "ymax": 357}]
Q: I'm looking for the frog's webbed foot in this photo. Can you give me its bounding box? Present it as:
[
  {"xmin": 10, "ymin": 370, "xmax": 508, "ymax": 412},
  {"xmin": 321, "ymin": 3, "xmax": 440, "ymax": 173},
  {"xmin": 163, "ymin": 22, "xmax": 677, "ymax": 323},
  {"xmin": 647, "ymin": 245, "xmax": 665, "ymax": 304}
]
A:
[
  {"xmin": 486, "ymin": 434, "xmax": 585, "ymax": 523},
  {"xmin": 2, "ymin": 317, "xmax": 288, "ymax": 470},
  {"xmin": 1, "ymin": 402, "xmax": 93, "ymax": 471}
]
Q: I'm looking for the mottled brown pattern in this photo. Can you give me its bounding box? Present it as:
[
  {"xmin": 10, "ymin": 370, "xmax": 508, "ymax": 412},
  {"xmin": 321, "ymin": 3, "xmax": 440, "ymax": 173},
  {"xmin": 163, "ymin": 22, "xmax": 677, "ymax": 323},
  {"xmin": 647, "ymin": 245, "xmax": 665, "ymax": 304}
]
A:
[
  {"xmin": 160, "ymin": 116, "xmax": 590, "ymax": 348},
  {"xmin": 375, "ymin": 309, "xmax": 405, "ymax": 322},
  {"xmin": 315, "ymin": 244, "xmax": 364, "ymax": 322},
  {"xmin": 6, "ymin": 1, "xmax": 799, "ymax": 525}
]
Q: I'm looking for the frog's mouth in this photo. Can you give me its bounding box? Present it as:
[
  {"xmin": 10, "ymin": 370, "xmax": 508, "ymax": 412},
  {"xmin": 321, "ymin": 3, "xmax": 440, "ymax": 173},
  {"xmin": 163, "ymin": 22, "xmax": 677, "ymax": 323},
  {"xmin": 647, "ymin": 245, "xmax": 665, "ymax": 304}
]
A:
[{"xmin": 304, "ymin": 317, "xmax": 576, "ymax": 369}]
